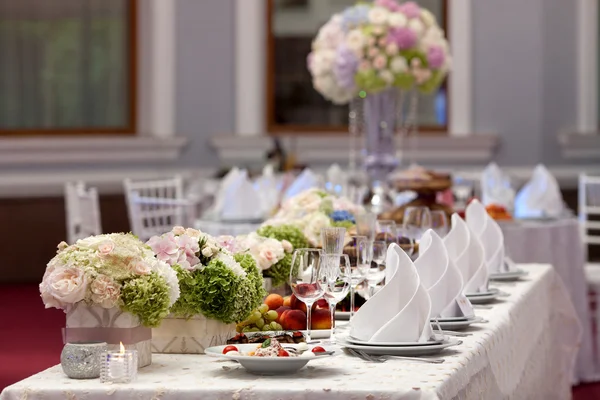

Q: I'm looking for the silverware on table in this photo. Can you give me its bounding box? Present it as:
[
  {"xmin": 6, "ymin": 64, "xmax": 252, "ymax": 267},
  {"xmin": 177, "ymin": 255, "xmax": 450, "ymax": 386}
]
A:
[{"xmin": 346, "ymin": 348, "xmax": 445, "ymax": 364}]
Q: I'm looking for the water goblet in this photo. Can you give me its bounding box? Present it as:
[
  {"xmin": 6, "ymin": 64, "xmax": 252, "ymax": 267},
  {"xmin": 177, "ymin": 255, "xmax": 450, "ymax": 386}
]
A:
[
  {"xmin": 355, "ymin": 212, "xmax": 377, "ymax": 242},
  {"xmin": 349, "ymin": 237, "xmax": 371, "ymax": 319},
  {"xmin": 431, "ymin": 210, "xmax": 449, "ymax": 237},
  {"xmin": 319, "ymin": 254, "xmax": 351, "ymax": 343},
  {"xmin": 403, "ymin": 206, "xmax": 432, "ymax": 242},
  {"xmin": 366, "ymin": 241, "xmax": 387, "ymax": 298},
  {"xmin": 289, "ymin": 248, "xmax": 324, "ymax": 341},
  {"xmin": 376, "ymin": 219, "xmax": 397, "ymax": 244}
]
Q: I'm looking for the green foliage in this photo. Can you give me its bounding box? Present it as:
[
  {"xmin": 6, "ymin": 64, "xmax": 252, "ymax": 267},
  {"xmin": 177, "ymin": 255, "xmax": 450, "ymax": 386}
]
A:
[
  {"xmin": 120, "ymin": 273, "xmax": 171, "ymax": 328},
  {"xmin": 257, "ymin": 225, "xmax": 309, "ymax": 251},
  {"xmin": 331, "ymin": 220, "xmax": 355, "ymax": 229}
]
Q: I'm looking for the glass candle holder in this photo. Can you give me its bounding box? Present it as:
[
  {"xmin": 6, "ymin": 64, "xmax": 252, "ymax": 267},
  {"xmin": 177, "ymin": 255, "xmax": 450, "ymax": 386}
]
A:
[
  {"xmin": 61, "ymin": 341, "xmax": 107, "ymax": 379},
  {"xmin": 100, "ymin": 349, "xmax": 138, "ymax": 383}
]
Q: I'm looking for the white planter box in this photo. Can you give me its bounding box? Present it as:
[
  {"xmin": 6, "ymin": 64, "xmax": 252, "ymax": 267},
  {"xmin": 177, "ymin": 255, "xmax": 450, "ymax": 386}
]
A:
[
  {"xmin": 64, "ymin": 304, "xmax": 152, "ymax": 368},
  {"xmin": 151, "ymin": 314, "xmax": 236, "ymax": 354}
]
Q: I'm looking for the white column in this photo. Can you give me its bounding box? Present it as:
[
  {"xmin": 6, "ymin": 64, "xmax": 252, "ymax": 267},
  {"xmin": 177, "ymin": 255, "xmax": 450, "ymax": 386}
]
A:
[
  {"xmin": 577, "ymin": 0, "xmax": 598, "ymax": 134},
  {"xmin": 448, "ymin": 0, "xmax": 472, "ymax": 136},
  {"xmin": 148, "ymin": 0, "xmax": 176, "ymax": 138},
  {"xmin": 235, "ymin": 0, "xmax": 266, "ymax": 137}
]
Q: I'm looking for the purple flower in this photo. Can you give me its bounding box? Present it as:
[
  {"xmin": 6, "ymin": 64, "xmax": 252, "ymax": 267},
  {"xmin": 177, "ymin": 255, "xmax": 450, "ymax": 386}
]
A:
[
  {"xmin": 375, "ymin": 0, "xmax": 401, "ymax": 12},
  {"xmin": 341, "ymin": 4, "xmax": 370, "ymax": 31},
  {"xmin": 427, "ymin": 45, "xmax": 445, "ymax": 69},
  {"xmin": 388, "ymin": 27, "xmax": 417, "ymax": 50},
  {"xmin": 333, "ymin": 44, "xmax": 359, "ymax": 90},
  {"xmin": 398, "ymin": 1, "xmax": 421, "ymax": 19}
]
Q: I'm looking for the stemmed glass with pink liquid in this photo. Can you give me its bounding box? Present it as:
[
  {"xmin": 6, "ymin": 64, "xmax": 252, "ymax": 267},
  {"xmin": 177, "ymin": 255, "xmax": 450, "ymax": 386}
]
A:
[{"xmin": 289, "ymin": 248, "xmax": 324, "ymax": 342}]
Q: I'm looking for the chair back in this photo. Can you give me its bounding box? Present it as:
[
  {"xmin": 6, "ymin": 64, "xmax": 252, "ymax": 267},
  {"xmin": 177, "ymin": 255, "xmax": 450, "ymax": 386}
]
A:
[
  {"xmin": 123, "ymin": 176, "xmax": 188, "ymax": 241},
  {"xmin": 579, "ymin": 174, "xmax": 600, "ymax": 248},
  {"xmin": 64, "ymin": 181, "xmax": 102, "ymax": 244}
]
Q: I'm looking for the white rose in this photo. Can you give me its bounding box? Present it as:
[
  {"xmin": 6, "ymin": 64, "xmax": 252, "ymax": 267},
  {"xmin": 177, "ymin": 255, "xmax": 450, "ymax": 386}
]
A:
[
  {"xmin": 420, "ymin": 9, "xmax": 436, "ymax": 28},
  {"xmin": 388, "ymin": 12, "xmax": 407, "ymax": 28},
  {"xmin": 408, "ymin": 19, "xmax": 425, "ymax": 37},
  {"xmin": 201, "ymin": 247, "xmax": 214, "ymax": 258},
  {"xmin": 346, "ymin": 29, "xmax": 366, "ymax": 54},
  {"xmin": 379, "ymin": 69, "xmax": 394, "ymax": 84},
  {"xmin": 390, "ymin": 57, "xmax": 408, "ymax": 73},
  {"xmin": 368, "ymin": 7, "xmax": 389, "ymax": 26},
  {"xmin": 281, "ymin": 240, "xmax": 293, "ymax": 253}
]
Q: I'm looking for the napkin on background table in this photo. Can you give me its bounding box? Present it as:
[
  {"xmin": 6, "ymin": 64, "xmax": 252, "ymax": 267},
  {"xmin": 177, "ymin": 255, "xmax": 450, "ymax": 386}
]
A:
[
  {"xmin": 466, "ymin": 200, "xmax": 507, "ymax": 274},
  {"xmin": 217, "ymin": 170, "xmax": 264, "ymax": 221},
  {"xmin": 514, "ymin": 164, "xmax": 565, "ymax": 219},
  {"xmin": 326, "ymin": 164, "xmax": 348, "ymax": 196},
  {"xmin": 481, "ymin": 162, "xmax": 515, "ymax": 210},
  {"xmin": 415, "ymin": 230, "xmax": 473, "ymax": 318},
  {"xmin": 283, "ymin": 168, "xmax": 321, "ymax": 200},
  {"xmin": 254, "ymin": 164, "xmax": 281, "ymax": 216},
  {"xmin": 445, "ymin": 213, "xmax": 489, "ymax": 294},
  {"xmin": 350, "ymin": 243, "xmax": 433, "ymax": 343}
]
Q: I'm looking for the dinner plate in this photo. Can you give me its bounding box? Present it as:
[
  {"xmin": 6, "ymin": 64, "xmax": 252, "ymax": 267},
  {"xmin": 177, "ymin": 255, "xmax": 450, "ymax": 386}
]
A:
[
  {"xmin": 489, "ymin": 269, "xmax": 528, "ymax": 282},
  {"xmin": 432, "ymin": 316, "xmax": 485, "ymax": 331},
  {"xmin": 205, "ymin": 343, "xmax": 337, "ymax": 375},
  {"xmin": 338, "ymin": 337, "xmax": 461, "ymax": 356},
  {"xmin": 431, "ymin": 315, "xmax": 471, "ymax": 322},
  {"xmin": 346, "ymin": 336, "xmax": 445, "ymax": 347},
  {"xmin": 336, "ymin": 311, "xmax": 351, "ymax": 320},
  {"xmin": 465, "ymin": 288, "xmax": 499, "ymax": 297},
  {"xmin": 466, "ymin": 292, "xmax": 499, "ymax": 304}
]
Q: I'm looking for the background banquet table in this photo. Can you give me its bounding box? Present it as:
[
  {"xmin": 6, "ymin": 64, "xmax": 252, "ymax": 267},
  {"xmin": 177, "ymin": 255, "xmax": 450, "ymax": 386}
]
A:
[
  {"xmin": 500, "ymin": 218, "xmax": 597, "ymax": 382},
  {"xmin": 0, "ymin": 265, "xmax": 580, "ymax": 400}
]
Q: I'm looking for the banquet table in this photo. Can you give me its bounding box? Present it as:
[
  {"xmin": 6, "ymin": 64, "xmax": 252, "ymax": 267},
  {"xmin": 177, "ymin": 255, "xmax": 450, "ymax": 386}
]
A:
[
  {"xmin": 500, "ymin": 218, "xmax": 597, "ymax": 382},
  {"xmin": 0, "ymin": 264, "xmax": 581, "ymax": 400}
]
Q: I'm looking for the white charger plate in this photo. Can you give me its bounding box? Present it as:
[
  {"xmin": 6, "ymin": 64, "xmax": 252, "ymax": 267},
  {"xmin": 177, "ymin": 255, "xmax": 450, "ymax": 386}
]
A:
[
  {"xmin": 432, "ymin": 316, "xmax": 485, "ymax": 330},
  {"xmin": 466, "ymin": 291, "xmax": 499, "ymax": 304},
  {"xmin": 346, "ymin": 336, "xmax": 445, "ymax": 347},
  {"xmin": 338, "ymin": 337, "xmax": 461, "ymax": 356},
  {"xmin": 489, "ymin": 269, "xmax": 528, "ymax": 282},
  {"xmin": 465, "ymin": 288, "xmax": 499, "ymax": 297},
  {"xmin": 205, "ymin": 343, "xmax": 337, "ymax": 375}
]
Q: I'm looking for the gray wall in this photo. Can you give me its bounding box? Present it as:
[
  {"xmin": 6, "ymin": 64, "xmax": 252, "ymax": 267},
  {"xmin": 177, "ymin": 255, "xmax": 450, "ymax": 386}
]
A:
[{"xmin": 177, "ymin": 0, "xmax": 587, "ymax": 168}]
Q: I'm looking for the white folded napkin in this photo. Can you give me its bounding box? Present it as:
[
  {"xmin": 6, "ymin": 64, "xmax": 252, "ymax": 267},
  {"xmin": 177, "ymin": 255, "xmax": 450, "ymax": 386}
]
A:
[
  {"xmin": 466, "ymin": 200, "xmax": 506, "ymax": 274},
  {"xmin": 350, "ymin": 243, "xmax": 433, "ymax": 343},
  {"xmin": 219, "ymin": 170, "xmax": 264, "ymax": 221},
  {"xmin": 326, "ymin": 164, "xmax": 347, "ymax": 196},
  {"xmin": 514, "ymin": 164, "xmax": 564, "ymax": 218},
  {"xmin": 481, "ymin": 163, "xmax": 515, "ymax": 210},
  {"xmin": 283, "ymin": 169, "xmax": 321, "ymax": 200},
  {"xmin": 415, "ymin": 230, "xmax": 473, "ymax": 318},
  {"xmin": 445, "ymin": 213, "xmax": 489, "ymax": 294},
  {"xmin": 254, "ymin": 165, "xmax": 281, "ymax": 216},
  {"xmin": 212, "ymin": 167, "xmax": 241, "ymax": 216}
]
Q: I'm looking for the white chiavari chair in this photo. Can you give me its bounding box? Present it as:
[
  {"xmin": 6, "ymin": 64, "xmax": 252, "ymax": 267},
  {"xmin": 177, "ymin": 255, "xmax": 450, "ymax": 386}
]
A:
[
  {"xmin": 123, "ymin": 176, "xmax": 196, "ymax": 242},
  {"xmin": 64, "ymin": 181, "xmax": 102, "ymax": 244}
]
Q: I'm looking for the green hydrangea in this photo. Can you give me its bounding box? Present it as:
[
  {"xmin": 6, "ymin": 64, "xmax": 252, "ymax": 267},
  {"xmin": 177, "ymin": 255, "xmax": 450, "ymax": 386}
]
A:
[
  {"xmin": 331, "ymin": 220, "xmax": 355, "ymax": 229},
  {"xmin": 168, "ymin": 266, "xmax": 203, "ymax": 319},
  {"xmin": 120, "ymin": 272, "xmax": 171, "ymax": 327},
  {"xmin": 257, "ymin": 225, "xmax": 309, "ymax": 288},
  {"xmin": 232, "ymin": 254, "xmax": 266, "ymax": 322}
]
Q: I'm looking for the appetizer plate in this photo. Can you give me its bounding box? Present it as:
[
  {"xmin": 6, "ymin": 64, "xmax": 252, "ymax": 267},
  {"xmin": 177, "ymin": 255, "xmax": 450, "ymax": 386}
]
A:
[
  {"xmin": 205, "ymin": 343, "xmax": 337, "ymax": 375},
  {"xmin": 338, "ymin": 337, "xmax": 461, "ymax": 356},
  {"xmin": 489, "ymin": 269, "xmax": 528, "ymax": 282},
  {"xmin": 432, "ymin": 316, "xmax": 485, "ymax": 331}
]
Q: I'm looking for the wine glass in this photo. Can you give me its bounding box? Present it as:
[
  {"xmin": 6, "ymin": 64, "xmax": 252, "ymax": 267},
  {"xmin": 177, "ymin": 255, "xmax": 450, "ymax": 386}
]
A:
[
  {"xmin": 321, "ymin": 227, "xmax": 346, "ymax": 255},
  {"xmin": 366, "ymin": 241, "xmax": 387, "ymax": 298},
  {"xmin": 355, "ymin": 212, "xmax": 377, "ymax": 242},
  {"xmin": 376, "ymin": 219, "xmax": 397, "ymax": 244},
  {"xmin": 403, "ymin": 206, "xmax": 432, "ymax": 242},
  {"xmin": 289, "ymin": 248, "xmax": 324, "ymax": 341},
  {"xmin": 431, "ymin": 210, "xmax": 449, "ymax": 237},
  {"xmin": 320, "ymin": 254, "xmax": 351, "ymax": 343},
  {"xmin": 350, "ymin": 236, "xmax": 371, "ymax": 319},
  {"xmin": 396, "ymin": 227, "xmax": 416, "ymax": 258}
]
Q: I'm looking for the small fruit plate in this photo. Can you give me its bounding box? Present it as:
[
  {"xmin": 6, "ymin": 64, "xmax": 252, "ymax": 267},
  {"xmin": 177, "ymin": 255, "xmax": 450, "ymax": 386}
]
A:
[{"xmin": 205, "ymin": 343, "xmax": 338, "ymax": 375}]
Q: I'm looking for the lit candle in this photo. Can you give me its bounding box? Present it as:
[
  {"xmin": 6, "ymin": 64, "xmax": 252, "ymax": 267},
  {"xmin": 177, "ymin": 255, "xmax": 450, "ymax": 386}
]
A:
[{"xmin": 101, "ymin": 342, "xmax": 138, "ymax": 383}]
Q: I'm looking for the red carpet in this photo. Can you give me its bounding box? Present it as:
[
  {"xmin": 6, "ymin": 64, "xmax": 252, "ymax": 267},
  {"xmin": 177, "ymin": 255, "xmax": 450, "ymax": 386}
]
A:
[{"xmin": 0, "ymin": 284, "xmax": 599, "ymax": 398}]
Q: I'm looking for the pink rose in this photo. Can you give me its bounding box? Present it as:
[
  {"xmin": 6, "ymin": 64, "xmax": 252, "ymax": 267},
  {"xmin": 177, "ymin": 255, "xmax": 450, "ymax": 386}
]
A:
[
  {"xmin": 39, "ymin": 266, "xmax": 89, "ymax": 309},
  {"xmin": 172, "ymin": 226, "xmax": 186, "ymax": 235},
  {"xmin": 98, "ymin": 240, "xmax": 115, "ymax": 256},
  {"xmin": 90, "ymin": 274, "xmax": 121, "ymax": 309},
  {"xmin": 132, "ymin": 261, "xmax": 151, "ymax": 275}
]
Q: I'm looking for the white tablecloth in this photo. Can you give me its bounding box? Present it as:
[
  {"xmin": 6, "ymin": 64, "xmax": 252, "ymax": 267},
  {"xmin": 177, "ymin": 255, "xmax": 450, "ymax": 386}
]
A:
[
  {"xmin": 500, "ymin": 218, "xmax": 597, "ymax": 382},
  {"xmin": 0, "ymin": 265, "xmax": 580, "ymax": 400}
]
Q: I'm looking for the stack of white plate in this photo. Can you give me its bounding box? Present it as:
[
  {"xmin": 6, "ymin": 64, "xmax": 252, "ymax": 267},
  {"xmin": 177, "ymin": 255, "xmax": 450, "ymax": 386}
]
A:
[{"xmin": 338, "ymin": 335, "xmax": 461, "ymax": 356}]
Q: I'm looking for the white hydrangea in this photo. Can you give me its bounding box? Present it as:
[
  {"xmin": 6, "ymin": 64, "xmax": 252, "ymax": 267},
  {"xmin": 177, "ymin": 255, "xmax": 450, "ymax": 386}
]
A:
[
  {"xmin": 215, "ymin": 252, "xmax": 247, "ymax": 278},
  {"xmin": 408, "ymin": 19, "xmax": 425, "ymax": 37},
  {"xmin": 346, "ymin": 29, "xmax": 366, "ymax": 55},
  {"xmin": 368, "ymin": 6, "xmax": 390, "ymax": 26},
  {"xmin": 388, "ymin": 12, "xmax": 407, "ymax": 28},
  {"xmin": 150, "ymin": 259, "xmax": 180, "ymax": 307},
  {"xmin": 420, "ymin": 9, "xmax": 436, "ymax": 28},
  {"xmin": 390, "ymin": 57, "xmax": 408, "ymax": 73}
]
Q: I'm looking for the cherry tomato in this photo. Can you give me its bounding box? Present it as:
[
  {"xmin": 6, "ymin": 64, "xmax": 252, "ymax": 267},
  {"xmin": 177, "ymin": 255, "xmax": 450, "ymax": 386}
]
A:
[
  {"xmin": 311, "ymin": 346, "xmax": 326, "ymax": 353},
  {"xmin": 222, "ymin": 345, "xmax": 238, "ymax": 354},
  {"xmin": 278, "ymin": 349, "xmax": 289, "ymax": 357}
]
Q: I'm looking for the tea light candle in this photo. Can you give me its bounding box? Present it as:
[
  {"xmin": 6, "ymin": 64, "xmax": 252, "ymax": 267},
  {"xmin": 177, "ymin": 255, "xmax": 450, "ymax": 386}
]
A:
[{"xmin": 100, "ymin": 342, "xmax": 138, "ymax": 383}]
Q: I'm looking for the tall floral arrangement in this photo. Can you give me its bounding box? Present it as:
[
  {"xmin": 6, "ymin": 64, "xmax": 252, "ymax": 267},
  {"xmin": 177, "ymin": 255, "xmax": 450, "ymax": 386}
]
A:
[
  {"xmin": 147, "ymin": 227, "xmax": 265, "ymax": 324},
  {"xmin": 40, "ymin": 233, "xmax": 180, "ymax": 328},
  {"xmin": 307, "ymin": 0, "xmax": 450, "ymax": 104}
]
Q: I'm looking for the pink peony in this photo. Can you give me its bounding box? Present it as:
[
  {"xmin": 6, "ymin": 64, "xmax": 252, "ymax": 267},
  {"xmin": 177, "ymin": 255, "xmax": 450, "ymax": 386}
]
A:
[
  {"xmin": 90, "ymin": 274, "xmax": 121, "ymax": 308},
  {"xmin": 97, "ymin": 240, "xmax": 115, "ymax": 256},
  {"xmin": 147, "ymin": 233, "xmax": 179, "ymax": 264},
  {"xmin": 427, "ymin": 45, "xmax": 445, "ymax": 69},
  {"xmin": 398, "ymin": 1, "xmax": 421, "ymax": 19},
  {"xmin": 40, "ymin": 266, "xmax": 89, "ymax": 309},
  {"xmin": 387, "ymin": 27, "xmax": 417, "ymax": 50}
]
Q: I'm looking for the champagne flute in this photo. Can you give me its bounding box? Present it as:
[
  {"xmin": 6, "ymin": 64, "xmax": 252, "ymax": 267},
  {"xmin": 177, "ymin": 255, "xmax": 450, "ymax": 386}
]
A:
[
  {"xmin": 289, "ymin": 248, "xmax": 324, "ymax": 341},
  {"xmin": 364, "ymin": 241, "xmax": 387, "ymax": 298},
  {"xmin": 350, "ymin": 237, "xmax": 371, "ymax": 319},
  {"xmin": 431, "ymin": 210, "xmax": 449, "ymax": 237},
  {"xmin": 376, "ymin": 219, "xmax": 397, "ymax": 244},
  {"xmin": 321, "ymin": 227, "xmax": 346, "ymax": 255},
  {"xmin": 320, "ymin": 254, "xmax": 351, "ymax": 343}
]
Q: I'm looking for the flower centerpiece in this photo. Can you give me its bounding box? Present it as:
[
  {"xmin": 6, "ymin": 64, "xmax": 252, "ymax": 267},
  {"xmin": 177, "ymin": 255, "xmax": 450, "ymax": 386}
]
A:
[
  {"xmin": 40, "ymin": 233, "xmax": 180, "ymax": 368},
  {"xmin": 307, "ymin": 0, "xmax": 451, "ymax": 205},
  {"xmin": 147, "ymin": 226, "xmax": 265, "ymax": 354}
]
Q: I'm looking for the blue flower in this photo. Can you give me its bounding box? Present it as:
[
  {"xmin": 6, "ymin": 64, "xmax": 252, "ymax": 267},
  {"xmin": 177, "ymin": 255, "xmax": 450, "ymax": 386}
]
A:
[
  {"xmin": 341, "ymin": 4, "xmax": 371, "ymax": 32},
  {"xmin": 330, "ymin": 210, "xmax": 356, "ymax": 223}
]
